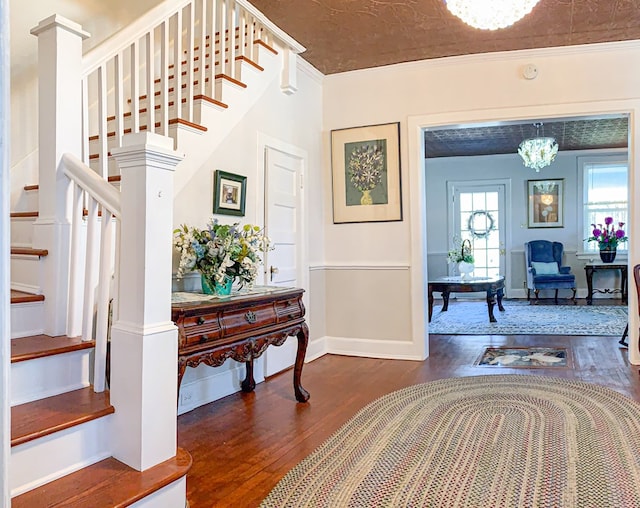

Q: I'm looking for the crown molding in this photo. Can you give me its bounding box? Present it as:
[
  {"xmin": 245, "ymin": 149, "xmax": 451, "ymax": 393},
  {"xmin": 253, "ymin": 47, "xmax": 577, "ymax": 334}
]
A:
[{"xmin": 327, "ymin": 40, "xmax": 640, "ymax": 79}]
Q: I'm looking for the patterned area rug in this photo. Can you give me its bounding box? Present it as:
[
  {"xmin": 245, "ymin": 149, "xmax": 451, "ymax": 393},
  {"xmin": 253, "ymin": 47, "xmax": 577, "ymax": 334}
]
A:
[
  {"xmin": 476, "ymin": 347, "xmax": 569, "ymax": 368},
  {"xmin": 429, "ymin": 300, "xmax": 627, "ymax": 335},
  {"xmin": 261, "ymin": 375, "xmax": 640, "ymax": 507}
]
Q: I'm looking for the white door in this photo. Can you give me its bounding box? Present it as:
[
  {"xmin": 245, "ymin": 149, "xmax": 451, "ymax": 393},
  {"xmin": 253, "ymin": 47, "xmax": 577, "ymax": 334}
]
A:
[
  {"xmin": 263, "ymin": 146, "xmax": 304, "ymax": 377},
  {"xmin": 449, "ymin": 183, "xmax": 506, "ymax": 279}
]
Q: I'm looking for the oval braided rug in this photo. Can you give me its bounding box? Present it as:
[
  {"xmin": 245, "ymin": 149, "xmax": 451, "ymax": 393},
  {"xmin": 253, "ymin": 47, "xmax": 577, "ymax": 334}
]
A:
[{"xmin": 261, "ymin": 375, "xmax": 640, "ymax": 507}]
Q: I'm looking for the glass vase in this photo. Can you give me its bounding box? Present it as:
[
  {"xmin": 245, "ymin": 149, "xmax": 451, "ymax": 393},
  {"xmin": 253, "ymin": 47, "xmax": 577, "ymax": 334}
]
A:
[{"xmin": 201, "ymin": 274, "xmax": 234, "ymax": 296}]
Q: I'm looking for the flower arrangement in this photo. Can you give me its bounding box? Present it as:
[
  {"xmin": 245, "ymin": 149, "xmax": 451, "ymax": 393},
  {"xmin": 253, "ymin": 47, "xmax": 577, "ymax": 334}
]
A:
[
  {"xmin": 174, "ymin": 218, "xmax": 272, "ymax": 288},
  {"xmin": 348, "ymin": 144, "xmax": 384, "ymax": 193},
  {"xmin": 587, "ymin": 217, "xmax": 628, "ymax": 250},
  {"xmin": 447, "ymin": 237, "xmax": 474, "ymax": 264}
]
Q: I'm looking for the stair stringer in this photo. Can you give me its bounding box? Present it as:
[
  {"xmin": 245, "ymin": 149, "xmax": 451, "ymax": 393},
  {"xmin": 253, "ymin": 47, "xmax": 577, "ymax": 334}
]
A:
[{"xmin": 171, "ymin": 44, "xmax": 281, "ymax": 197}]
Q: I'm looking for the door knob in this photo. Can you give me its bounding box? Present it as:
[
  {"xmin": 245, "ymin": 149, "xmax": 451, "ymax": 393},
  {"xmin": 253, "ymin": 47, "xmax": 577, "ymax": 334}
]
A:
[{"xmin": 270, "ymin": 266, "xmax": 279, "ymax": 282}]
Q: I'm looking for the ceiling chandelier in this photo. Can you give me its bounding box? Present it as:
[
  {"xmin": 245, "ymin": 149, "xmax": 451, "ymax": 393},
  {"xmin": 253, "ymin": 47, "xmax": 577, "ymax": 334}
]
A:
[
  {"xmin": 445, "ymin": 0, "xmax": 541, "ymax": 31},
  {"xmin": 518, "ymin": 122, "xmax": 559, "ymax": 172}
]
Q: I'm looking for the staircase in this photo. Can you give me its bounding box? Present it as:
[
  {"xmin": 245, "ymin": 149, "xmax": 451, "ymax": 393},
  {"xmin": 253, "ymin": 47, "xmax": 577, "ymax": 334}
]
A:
[{"xmin": 8, "ymin": 0, "xmax": 304, "ymax": 504}]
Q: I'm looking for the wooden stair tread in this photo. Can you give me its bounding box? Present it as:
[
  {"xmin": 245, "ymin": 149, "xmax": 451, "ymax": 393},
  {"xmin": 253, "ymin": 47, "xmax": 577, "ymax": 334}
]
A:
[
  {"xmin": 12, "ymin": 448, "xmax": 192, "ymax": 508},
  {"xmin": 88, "ymin": 116, "xmax": 209, "ymax": 146},
  {"xmin": 11, "ymin": 387, "xmax": 114, "ymax": 447},
  {"xmin": 22, "ymin": 177, "xmax": 119, "ymax": 191},
  {"xmin": 10, "ymin": 290, "xmax": 44, "ymax": 304},
  {"xmin": 11, "ymin": 335, "xmax": 94, "ymax": 363},
  {"xmin": 10, "ymin": 211, "xmax": 38, "ymax": 218},
  {"xmin": 10, "ymin": 247, "xmax": 48, "ymax": 257}
]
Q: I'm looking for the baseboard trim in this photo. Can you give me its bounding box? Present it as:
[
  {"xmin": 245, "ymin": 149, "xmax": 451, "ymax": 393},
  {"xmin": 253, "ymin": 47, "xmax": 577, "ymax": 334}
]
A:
[
  {"xmin": 325, "ymin": 336, "xmax": 424, "ymax": 361},
  {"xmin": 305, "ymin": 336, "xmax": 327, "ymax": 362},
  {"xmin": 177, "ymin": 361, "xmax": 265, "ymax": 415}
]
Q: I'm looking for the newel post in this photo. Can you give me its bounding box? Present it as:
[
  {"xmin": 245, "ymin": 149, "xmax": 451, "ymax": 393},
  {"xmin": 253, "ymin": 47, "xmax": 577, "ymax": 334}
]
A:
[
  {"xmin": 30, "ymin": 16, "xmax": 89, "ymax": 335},
  {"xmin": 109, "ymin": 132, "xmax": 183, "ymax": 471}
]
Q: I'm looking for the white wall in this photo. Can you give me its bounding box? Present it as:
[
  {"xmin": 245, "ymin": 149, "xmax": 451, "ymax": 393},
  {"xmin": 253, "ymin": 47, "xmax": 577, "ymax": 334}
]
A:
[{"xmin": 322, "ymin": 41, "xmax": 640, "ymax": 363}]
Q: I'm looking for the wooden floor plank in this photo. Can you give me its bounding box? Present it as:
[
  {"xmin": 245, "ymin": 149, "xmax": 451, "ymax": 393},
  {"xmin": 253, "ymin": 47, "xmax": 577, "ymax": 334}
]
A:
[
  {"xmin": 11, "ymin": 387, "xmax": 114, "ymax": 447},
  {"xmin": 11, "ymin": 335, "xmax": 93, "ymax": 363},
  {"xmin": 178, "ymin": 325, "xmax": 639, "ymax": 507},
  {"xmin": 12, "ymin": 448, "xmax": 192, "ymax": 508}
]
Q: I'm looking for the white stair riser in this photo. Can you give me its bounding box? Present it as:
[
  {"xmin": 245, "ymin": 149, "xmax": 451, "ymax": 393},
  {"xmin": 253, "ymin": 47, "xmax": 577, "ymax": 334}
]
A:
[
  {"xmin": 130, "ymin": 478, "xmax": 187, "ymax": 508},
  {"xmin": 10, "ymin": 217, "xmax": 36, "ymax": 246},
  {"xmin": 10, "ymin": 415, "xmax": 112, "ymax": 497},
  {"xmin": 11, "ymin": 254, "xmax": 44, "ymax": 292},
  {"xmin": 10, "ymin": 301, "xmax": 44, "ymax": 339},
  {"xmin": 11, "ymin": 349, "xmax": 92, "ymax": 406}
]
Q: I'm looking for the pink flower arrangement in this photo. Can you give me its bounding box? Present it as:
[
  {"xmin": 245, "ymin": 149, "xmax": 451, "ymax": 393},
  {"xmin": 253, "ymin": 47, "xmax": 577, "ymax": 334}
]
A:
[{"xmin": 588, "ymin": 217, "xmax": 628, "ymax": 249}]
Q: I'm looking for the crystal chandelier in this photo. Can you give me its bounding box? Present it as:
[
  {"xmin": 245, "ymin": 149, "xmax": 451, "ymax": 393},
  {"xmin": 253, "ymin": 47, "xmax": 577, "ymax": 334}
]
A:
[
  {"xmin": 445, "ymin": 0, "xmax": 541, "ymax": 31},
  {"xmin": 518, "ymin": 123, "xmax": 559, "ymax": 172}
]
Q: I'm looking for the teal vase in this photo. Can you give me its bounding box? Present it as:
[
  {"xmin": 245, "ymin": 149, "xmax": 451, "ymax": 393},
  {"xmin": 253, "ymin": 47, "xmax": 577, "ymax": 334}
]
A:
[{"xmin": 201, "ymin": 274, "xmax": 233, "ymax": 296}]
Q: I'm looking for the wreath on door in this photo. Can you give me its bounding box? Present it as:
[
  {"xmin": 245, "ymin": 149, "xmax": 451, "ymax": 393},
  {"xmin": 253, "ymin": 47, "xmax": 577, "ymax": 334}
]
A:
[{"xmin": 467, "ymin": 210, "xmax": 495, "ymax": 239}]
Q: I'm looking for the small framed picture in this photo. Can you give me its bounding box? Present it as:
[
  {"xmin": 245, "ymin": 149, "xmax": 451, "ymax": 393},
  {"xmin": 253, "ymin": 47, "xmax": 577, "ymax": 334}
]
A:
[
  {"xmin": 527, "ymin": 178, "xmax": 564, "ymax": 228},
  {"xmin": 330, "ymin": 122, "xmax": 402, "ymax": 224},
  {"xmin": 213, "ymin": 170, "xmax": 246, "ymax": 216}
]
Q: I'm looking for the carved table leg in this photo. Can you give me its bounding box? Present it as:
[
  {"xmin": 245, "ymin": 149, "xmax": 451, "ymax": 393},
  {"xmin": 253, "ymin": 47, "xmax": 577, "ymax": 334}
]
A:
[
  {"xmin": 497, "ymin": 287, "xmax": 505, "ymax": 312},
  {"xmin": 428, "ymin": 286, "xmax": 434, "ymax": 322},
  {"xmin": 486, "ymin": 290, "xmax": 497, "ymax": 323},
  {"xmin": 622, "ymin": 266, "xmax": 628, "ymax": 304},
  {"xmin": 441, "ymin": 291, "xmax": 450, "ymax": 312},
  {"xmin": 586, "ymin": 266, "xmax": 594, "ymax": 305},
  {"xmin": 294, "ymin": 323, "xmax": 310, "ymax": 402},
  {"xmin": 241, "ymin": 359, "xmax": 256, "ymax": 392},
  {"xmin": 177, "ymin": 357, "xmax": 188, "ymax": 404}
]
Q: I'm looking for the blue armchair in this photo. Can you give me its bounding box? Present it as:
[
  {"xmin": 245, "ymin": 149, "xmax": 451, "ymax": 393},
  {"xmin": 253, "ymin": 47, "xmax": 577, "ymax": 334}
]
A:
[{"xmin": 525, "ymin": 240, "xmax": 576, "ymax": 303}]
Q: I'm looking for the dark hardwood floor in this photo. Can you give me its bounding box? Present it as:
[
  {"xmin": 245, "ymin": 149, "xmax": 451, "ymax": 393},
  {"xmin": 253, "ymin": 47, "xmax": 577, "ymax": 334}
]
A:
[{"xmin": 178, "ymin": 304, "xmax": 638, "ymax": 507}]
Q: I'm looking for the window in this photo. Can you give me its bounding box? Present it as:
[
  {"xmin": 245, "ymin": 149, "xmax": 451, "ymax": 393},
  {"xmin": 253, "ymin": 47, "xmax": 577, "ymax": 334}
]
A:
[{"xmin": 581, "ymin": 156, "xmax": 628, "ymax": 252}]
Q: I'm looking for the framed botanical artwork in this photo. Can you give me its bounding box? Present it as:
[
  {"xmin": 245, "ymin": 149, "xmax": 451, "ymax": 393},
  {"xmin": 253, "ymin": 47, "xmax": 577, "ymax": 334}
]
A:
[
  {"xmin": 213, "ymin": 170, "xmax": 246, "ymax": 216},
  {"xmin": 331, "ymin": 122, "xmax": 402, "ymax": 223},
  {"xmin": 527, "ymin": 178, "xmax": 564, "ymax": 228}
]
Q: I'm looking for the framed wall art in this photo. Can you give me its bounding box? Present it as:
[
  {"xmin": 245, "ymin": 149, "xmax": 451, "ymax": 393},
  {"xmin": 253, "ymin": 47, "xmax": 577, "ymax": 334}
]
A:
[
  {"xmin": 527, "ymin": 178, "xmax": 564, "ymax": 228},
  {"xmin": 331, "ymin": 122, "xmax": 402, "ymax": 224},
  {"xmin": 213, "ymin": 170, "xmax": 246, "ymax": 216}
]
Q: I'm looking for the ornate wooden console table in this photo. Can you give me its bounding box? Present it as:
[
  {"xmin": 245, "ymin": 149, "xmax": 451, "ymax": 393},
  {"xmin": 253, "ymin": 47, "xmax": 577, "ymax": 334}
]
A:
[{"xmin": 171, "ymin": 286, "xmax": 309, "ymax": 402}]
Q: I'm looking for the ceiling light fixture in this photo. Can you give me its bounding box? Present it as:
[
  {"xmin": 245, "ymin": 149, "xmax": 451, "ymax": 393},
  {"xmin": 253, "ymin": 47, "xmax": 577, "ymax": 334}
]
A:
[
  {"xmin": 445, "ymin": 0, "xmax": 541, "ymax": 31},
  {"xmin": 518, "ymin": 122, "xmax": 559, "ymax": 172}
]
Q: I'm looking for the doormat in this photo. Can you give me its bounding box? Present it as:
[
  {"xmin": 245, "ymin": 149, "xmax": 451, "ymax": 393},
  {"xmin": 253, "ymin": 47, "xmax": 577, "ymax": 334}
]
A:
[{"xmin": 476, "ymin": 347, "xmax": 570, "ymax": 368}]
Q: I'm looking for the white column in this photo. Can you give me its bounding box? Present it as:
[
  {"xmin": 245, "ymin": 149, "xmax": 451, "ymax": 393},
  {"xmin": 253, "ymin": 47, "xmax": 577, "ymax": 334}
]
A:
[
  {"xmin": 109, "ymin": 132, "xmax": 183, "ymax": 471},
  {"xmin": 1, "ymin": 0, "xmax": 11, "ymax": 503},
  {"xmin": 30, "ymin": 16, "xmax": 89, "ymax": 335},
  {"xmin": 629, "ymin": 107, "xmax": 640, "ymax": 366}
]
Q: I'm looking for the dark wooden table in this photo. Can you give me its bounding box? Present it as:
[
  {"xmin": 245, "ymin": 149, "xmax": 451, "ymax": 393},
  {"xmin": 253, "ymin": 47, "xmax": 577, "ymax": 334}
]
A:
[
  {"xmin": 171, "ymin": 286, "xmax": 309, "ymax": 402},
  {"xmin": 584, "ymin": 263, "xmax": 628, "ymax": 305},
  {"xmin": 428, "ymin": 275, "xmax": 505, "ymax": 323}
]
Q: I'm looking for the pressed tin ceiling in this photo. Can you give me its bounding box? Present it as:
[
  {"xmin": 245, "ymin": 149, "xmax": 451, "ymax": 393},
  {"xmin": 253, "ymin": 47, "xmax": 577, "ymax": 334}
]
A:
[
  {"xmin": 249, "ymin": 1, "xmax": 635, "ymax": 158},
  {"xmin": 249, "ymin": 0, "xmax": 640, "ymax": 75},
  {"xmin": 423, "ymin": 116, "xmax": 629, "ymax": 158}
]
